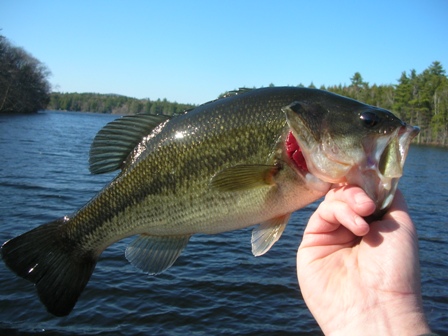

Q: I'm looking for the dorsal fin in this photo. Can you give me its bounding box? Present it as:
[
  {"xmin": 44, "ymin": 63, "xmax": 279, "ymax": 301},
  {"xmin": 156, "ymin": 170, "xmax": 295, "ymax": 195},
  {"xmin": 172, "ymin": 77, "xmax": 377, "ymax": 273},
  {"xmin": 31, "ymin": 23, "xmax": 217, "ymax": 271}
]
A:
[
  {"xmin": 220, "ymin": 87, "xmax": 254, "ymax": 98},
  {"xmin": 89, "ymin": 114, "xmax": 171, "ymax": 174}
]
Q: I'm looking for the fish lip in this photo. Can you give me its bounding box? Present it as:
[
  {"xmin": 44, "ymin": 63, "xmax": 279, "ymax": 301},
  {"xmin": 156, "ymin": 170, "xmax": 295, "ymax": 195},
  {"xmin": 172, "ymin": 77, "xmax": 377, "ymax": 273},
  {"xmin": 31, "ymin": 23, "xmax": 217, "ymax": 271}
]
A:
[{"xmin": 360, "ymin": 123, "xmax": 420, "ymax": 215}]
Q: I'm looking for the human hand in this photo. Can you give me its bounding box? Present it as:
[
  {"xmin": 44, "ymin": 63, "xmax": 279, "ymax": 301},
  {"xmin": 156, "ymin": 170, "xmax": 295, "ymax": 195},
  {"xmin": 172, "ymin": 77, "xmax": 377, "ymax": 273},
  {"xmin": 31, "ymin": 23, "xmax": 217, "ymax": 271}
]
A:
[{"xmin": 297, "ymin": 186, "xmax": 431, "ymax": 335}]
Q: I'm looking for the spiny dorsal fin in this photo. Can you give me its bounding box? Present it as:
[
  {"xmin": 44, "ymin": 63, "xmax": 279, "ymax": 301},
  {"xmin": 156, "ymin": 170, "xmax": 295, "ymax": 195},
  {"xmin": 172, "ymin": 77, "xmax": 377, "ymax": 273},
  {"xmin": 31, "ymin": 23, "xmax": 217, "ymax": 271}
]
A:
[
  {"xmin": 210, "ymin": 164, "xmax": 279, "ymax": 192},
  {"xmin": 220, "ymin": 87, "xmax": 254, "ymax": 98},
  {"xmin": 182, "ymin": 88, "xmax": 254, "ymax": 112},
  {"xmin": 125, "ymin": 234, "xmax": 190, "ymax": 275},
  {"xmin": 89, "ymin": 114, "xmax": 171, "ymax": 174},
  {"xmin": 251, "ymin": 213, "xmax": 291, "ymax": 256}
]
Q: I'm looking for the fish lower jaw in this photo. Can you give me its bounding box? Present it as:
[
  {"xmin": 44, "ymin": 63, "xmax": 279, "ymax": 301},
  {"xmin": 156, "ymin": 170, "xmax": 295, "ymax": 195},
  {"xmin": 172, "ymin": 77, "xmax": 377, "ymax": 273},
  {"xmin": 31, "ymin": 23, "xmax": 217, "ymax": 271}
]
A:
[{"xmin": 376, "ymin": 176, "xmax": 400, "ymax": 211}]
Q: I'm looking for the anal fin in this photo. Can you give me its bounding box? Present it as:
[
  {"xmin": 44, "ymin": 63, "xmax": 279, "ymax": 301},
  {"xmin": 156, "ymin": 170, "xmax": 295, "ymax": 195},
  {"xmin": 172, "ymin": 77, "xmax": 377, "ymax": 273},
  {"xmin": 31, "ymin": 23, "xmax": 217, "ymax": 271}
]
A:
[
  {"xmin": 251, "ymin": 213, "xmax": 291, "ymax": 256},
  {"xmin": 125, "ymin": 234, "xmax": 190, "ymax": 275}
]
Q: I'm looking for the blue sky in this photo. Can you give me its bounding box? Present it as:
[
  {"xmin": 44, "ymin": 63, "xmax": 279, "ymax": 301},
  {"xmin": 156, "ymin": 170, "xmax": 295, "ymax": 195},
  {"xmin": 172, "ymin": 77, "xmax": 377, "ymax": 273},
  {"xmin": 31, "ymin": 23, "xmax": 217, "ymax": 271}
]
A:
[{"xmin": 1, "ymin": 0, "xmax": 447, "ymax": 104}]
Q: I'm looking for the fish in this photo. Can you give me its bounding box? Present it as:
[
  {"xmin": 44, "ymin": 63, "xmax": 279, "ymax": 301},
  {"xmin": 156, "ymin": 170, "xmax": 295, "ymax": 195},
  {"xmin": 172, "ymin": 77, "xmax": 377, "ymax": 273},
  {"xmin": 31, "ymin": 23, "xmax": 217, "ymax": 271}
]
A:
[{"xmin": 1, "ymin": 87, "xmax": 419, "ymax": 316}]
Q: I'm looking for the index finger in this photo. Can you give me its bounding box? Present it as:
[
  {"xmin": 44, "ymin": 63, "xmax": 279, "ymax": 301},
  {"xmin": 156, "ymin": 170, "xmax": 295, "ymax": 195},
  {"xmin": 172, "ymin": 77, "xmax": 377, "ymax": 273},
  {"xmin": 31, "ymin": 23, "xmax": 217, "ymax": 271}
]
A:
[{"xmin": 303, "ymin": 186, "xmax": 375, "ymax": 238}]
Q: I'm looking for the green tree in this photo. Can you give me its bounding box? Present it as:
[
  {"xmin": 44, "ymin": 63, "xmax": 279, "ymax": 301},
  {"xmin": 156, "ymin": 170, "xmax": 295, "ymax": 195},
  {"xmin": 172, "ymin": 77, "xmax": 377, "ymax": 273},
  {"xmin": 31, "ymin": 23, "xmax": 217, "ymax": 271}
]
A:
[
  {"xmin": 349, "ymin": 72, "xmax": 369, "ymax": 101},
  {"xmin": 393, "ymin": 71, "xmax": 412, "ymax": 120}
]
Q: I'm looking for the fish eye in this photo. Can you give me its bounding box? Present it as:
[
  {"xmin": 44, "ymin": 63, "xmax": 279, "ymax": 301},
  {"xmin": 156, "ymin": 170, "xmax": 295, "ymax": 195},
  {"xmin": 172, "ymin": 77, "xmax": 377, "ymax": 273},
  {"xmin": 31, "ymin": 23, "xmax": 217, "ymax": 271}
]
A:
[{"xmin": 360, "ymin": 111, "xmax": 381, "ymax": 128}]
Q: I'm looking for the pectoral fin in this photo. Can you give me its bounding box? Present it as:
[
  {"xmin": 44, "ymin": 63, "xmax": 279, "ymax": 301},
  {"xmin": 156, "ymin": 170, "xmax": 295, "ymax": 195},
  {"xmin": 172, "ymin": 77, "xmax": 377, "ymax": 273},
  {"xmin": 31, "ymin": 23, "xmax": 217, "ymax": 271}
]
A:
[
  {"xmin": 210, "ymin": 164, "xmax": 279, "ymax": 192},
  {"xmin": 125, "ymin": 234, "xmax": 190, "ymax": 275},
  {"xmin": 251, "ymin": 213, "xmax": 291, "ymax": 256}
]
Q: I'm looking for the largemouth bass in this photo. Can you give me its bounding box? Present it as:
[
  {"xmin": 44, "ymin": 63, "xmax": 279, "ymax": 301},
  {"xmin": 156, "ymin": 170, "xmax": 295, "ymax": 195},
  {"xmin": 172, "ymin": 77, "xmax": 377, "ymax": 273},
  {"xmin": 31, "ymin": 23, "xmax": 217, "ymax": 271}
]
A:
[{"xmin": 1, "ymin": 87, "xmax": 419, "ymax": 316}]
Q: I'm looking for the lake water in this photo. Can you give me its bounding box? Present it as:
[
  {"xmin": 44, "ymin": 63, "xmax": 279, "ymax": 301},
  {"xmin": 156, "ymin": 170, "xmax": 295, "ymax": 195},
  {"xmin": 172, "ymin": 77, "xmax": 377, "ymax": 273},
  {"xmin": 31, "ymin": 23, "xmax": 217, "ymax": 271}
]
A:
[{"xmin": 0, "ymin": 111, "xmax": 446, "ymax": 335}]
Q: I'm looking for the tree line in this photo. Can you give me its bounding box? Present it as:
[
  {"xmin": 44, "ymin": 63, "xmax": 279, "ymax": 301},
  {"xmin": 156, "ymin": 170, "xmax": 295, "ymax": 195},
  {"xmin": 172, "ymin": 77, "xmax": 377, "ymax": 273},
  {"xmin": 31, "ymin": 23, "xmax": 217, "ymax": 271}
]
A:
[{"xmin": 48, "ymin": 92, "xmax": 195, "ymax": 116}]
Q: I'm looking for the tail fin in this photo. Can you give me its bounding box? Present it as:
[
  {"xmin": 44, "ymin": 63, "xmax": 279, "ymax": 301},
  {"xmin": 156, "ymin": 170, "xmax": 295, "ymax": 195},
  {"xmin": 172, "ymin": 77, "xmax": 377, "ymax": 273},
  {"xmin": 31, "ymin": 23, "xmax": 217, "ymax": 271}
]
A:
[{"xmin": 1, "ymin": 218, "xmax": 97, "ymax": 316}]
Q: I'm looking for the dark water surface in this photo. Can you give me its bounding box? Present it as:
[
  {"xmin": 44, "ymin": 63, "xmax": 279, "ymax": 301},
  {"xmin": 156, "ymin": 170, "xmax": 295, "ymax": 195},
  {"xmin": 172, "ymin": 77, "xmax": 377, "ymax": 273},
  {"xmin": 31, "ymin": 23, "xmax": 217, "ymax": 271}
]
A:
[{"xmin": 0, "ymin": 112, "xmax": 446, "ymax": 335}]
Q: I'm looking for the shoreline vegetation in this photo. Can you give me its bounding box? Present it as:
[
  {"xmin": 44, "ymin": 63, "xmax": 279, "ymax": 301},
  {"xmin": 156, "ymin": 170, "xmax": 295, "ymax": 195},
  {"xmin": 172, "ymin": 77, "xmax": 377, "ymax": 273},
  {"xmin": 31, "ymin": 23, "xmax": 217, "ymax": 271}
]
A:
[
  {"xmin": 48, "ymin": 92, "xmax": 196, "ymax": 117},
  {"xmin": 1, "ymin": 35, "xmax": 447, "ymax": 146}
]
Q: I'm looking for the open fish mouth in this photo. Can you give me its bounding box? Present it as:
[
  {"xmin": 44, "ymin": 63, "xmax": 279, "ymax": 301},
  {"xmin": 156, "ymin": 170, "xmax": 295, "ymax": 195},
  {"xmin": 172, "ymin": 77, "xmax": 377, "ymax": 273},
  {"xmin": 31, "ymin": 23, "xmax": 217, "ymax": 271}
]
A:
[
  {"xmin": 347, "ymin": 123, "xmax": 420, "ymax": 217},
  {"xmin": 287, "ymin": 115, "xmax": 420, "ymax": 218}
]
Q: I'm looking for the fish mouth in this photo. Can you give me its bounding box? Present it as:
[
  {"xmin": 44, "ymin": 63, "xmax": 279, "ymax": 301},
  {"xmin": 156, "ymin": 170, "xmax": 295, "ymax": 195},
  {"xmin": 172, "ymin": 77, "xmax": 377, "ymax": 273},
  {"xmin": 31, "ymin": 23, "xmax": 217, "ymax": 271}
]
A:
[
  {"xmin": 287, "ymin": 122, "xmax": 419, "ymax": 218},
  {"xmin": 346, "ymin": 123, "xmax": 420, "ymax": 217}
]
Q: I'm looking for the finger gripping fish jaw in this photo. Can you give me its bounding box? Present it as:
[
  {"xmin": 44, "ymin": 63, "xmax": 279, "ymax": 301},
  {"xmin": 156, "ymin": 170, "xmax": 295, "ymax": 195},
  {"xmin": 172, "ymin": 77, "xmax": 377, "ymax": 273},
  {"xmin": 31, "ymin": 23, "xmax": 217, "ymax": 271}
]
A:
[{"xmin": 348, "ymin": 124, "xmax": 420, "ymax": 215}]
